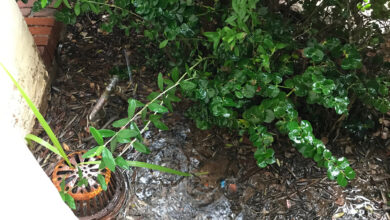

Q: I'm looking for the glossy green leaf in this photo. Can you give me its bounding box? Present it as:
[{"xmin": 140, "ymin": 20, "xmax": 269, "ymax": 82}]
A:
[
  {"xmin": 287, "ymin": 121, "xmax": 299, "ymax": 131},
  {"xmin": 99, "ymin": 160, "xmax": 105, "ymax": 170},
  {"xmin": 159, "ymin": 39, "xmax": 169, "ymax": 48},
  {"xmin": 64, "ymin": 193, "xmax": 76, "ymax": 209},
  {"xmin": 115, "ymin": 156, "xmax": 129, "ymax": 169},
  {"xmin": 323, "ymin": 149, "xmax": 332, "ymax": 159},
  {"xmin": 303, "ymin": 47, "xmax": 324, "ymax": 62},
  {"xmin": 90, "ymin": 126, "xmax": 104, "ymax": 145},
  {"xmin": 163, "ymin": 97, "xmax": 173, "ymax": 112},
  {"xmin": 76, "ymin": 167, "xmax": 88, "ymax": 187},
  {"xmin": 257, "ymin": 160, "xmax": 268, "ymax": 168},
  {"xmin": 235, "ymin": 91, "xmax": 244, "ymax": 99},
  {"xmin": 336, "ymin": 157, "xmax": 350, "ymax": 169},
  {"xmin": 110, "ymin": 136, "xmax": 118, "ymax": 153},
  {"xmin": 98, "ymin": 129, "xmax": 115, "ymax": 138},
  {"xmin": 74, "ymin": 2, "xmax": 81, "ymax": 16},
  {"xmin": 128, "ymin": 99, "xmax": 145, "ymax": 107},
  {"xmin": 133, "ymin": 141, "xmax": 150, "ymax": 154},
  {"xmin": 313, "ymin": 153, "xmax": 322, "ymax": 162},
  {"xmin": 264, "ymin": 109, "xmax": 275, "ymax": 123},
  {"xmin": 243, "ymin": 84, "xmax": 256, "ymax": 98},
  {"xmin": 203, "ymin": 32, "xmax": 220, "ymax": 50},
  {"xmin": 344, "ymin": 166, "xmax": 356, "ymax": 179},
  {"xmin": 171, "ymin": 67, "xmax": 179, "ymax": 82},
  {"xmin": 148, "ymin": 103, "xmax": 168, "ymax": 113},
  {"xmin": 97, "ymin": 174, "xmax": 107, "ymax": 191},
  {"xmin": 112, "ymin": 118, "xmax": 130, "ymax": 128},
  {"xmin": 147, "ymin": 92, "xmax": 160, "ymax": 102},
  {"xmin": 379, "ymin": 85, "xmax": 389, "ymax": 96},
  {"xmin": 60, "ymin": 179, "xmax": 66, "ymax": 191},
  {"xmin": 41, "ymin": 0, "xmax": 48, "ymax": 8},
  {"xmin": 150, "ymin": 115, "xmax": 169, "ymax": 130},
  {"xmin": 117, "ymin": 129, "xmax": 139, "ymax": 139},
  {"xmin": 158, "ymin": 73, "xmax": 164, "ymax": 91},
  {"xmin": 337, "ymin": 173, "xmax": 348, "ymax": 187},
  {"xmin": 341, "ymin": 57, "xmax": 362, "ymax": 70},
  {"xmin": 82, "ymin": 145, "xmax": 104, "ymax": 158},
  {"xmin": 63, "ymin": 0, "xmax": 71, "ymax": 8},
  {"xmin": 102, "ymin": 147, "xmax": 116, "ymax": 171},
  {"xmin": 180, "ymin": 81, "xmax": 196, "ymax": 91},
  {"xmin": 53, "ymin": 0, "xmax": 63, "ymax": 8},
  {"xmin": 89, "ymin": 2, "xmax": 100, "ymax": 14},
  {"xmin": 130, "ymin": 122, "xmax": 142, "ymax": 140},
  {"xmin": 264, "ymin": 85, "xmax": 280, "ymax": 98},
  {"xmin": 128, "ymin": 99, "xmax": 137, "ymax": 119}
]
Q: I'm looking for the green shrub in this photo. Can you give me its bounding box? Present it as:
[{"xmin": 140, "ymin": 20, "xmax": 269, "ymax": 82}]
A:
[{"xmin": 28, "ymin": 0, "xmax": 390, "ymax": 186}]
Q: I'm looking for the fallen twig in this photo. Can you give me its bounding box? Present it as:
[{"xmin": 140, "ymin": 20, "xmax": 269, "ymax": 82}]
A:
[{"xmin": 89, "ymin": 75, "xmax": 119, "ymax": 121}]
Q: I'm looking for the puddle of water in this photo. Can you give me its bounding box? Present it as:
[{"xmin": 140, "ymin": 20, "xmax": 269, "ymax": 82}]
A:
[
  {"xmin": 125, "ymin": 123, "xmax": 235, "ymax": 219},
  {"xmin": 123, "ymin": 120, "xmax": 389, "ymax": 219}
]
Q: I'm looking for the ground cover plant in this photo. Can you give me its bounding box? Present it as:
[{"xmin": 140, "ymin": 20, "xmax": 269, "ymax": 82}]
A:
[
  {"xmin": 1, "ymin": 62, "xmax": 194, "ymax": 208},
  {"xmin": 25, "ymin": 0, "xmax": 390, "ymax": 189}
]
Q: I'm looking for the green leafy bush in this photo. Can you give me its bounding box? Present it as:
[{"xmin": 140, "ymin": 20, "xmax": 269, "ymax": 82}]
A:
[{"xmin": 28, "ymin": 0, "xmax": 390, "ymax": 186}]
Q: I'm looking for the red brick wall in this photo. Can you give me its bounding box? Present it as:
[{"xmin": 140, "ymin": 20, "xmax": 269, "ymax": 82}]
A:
[{"xmin": 18, "ymin": 0, "xmax": 64, "ymax": 68}]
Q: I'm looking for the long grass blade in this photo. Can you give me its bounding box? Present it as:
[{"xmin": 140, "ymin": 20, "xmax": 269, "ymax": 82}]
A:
[
  {"xmin": 127, "ymin": 161, "xmax": 192, "ymax": 176},
  {"xmin": 25, "ymin": 134, "xmax": 60, "ymax": 156},
  {"xmin": 0, "ymin": 63, "xmax": 72, "ymax": 167}
]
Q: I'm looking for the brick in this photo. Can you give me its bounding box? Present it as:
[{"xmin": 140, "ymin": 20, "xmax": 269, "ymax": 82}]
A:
[
  {"xmin": 34, "ymin": 36, "xmax": 49, "ymax": 46},
  {"xmin": 20, "ymin": 8, "xmax": 32, "ymax": 17},
  {"xmin": 33, "ymin": 8, "xmax": 56, "ymax": 17},
  {"xmin": 25, "ymin": 17, "xmax": 55, "ymax": 26},
  {"xmin": 18, "ymin": 0, "xmax": 57, "ymax": 8},
  {"xmin": 17, "ymin": 0, "xmax": 37, "ymax": 8},
  {"xmin": 29, "ymin": 26, "xmax": 52, "ymax": 35}
]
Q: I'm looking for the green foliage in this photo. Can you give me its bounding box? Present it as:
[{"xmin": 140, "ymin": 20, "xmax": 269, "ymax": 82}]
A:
[
  {"xmin": 2, "ymin": 61, "xmax": 194, "ymax": 209},
  {"xmin": 29, "ymin": 0, "xmax": 390, "ymax": 188},
  {"xmin": 59, "ymin": 179, "xmax": 76, "ymax": 209},
  {"xmin": 97, "ymin": 174, "xmax": 107, "ymax": 190}
]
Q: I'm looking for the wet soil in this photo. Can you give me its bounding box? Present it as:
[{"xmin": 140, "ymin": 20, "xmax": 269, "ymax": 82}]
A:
[{"xmin": 32, "ymin": 16, "xmax": 390, "ymax": 219}]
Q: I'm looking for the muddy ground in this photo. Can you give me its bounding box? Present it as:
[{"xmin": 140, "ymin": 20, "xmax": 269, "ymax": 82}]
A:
[{"xmin": 32, "ymin": 16, "xmax": 390, "ymax": 219}]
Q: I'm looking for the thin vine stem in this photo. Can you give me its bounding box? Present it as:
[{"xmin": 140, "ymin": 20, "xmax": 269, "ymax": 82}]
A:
[
  {"xmin": 84, "ymin": 0, "xmax": 144, "ymax": 21},
  {"xmin": 103, "ymin": 57, "xmax": 206, "ymax": 151}
]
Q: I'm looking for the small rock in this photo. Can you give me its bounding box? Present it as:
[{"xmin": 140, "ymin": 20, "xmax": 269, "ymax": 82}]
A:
[
  {"xmin": 345, "ymin": 145, "xmax": 353, "ymax": 154},
  {"xmin": 80, "ymin": 32, "xmax": 88, "ymax": 38},
  {"xmin": 373, "ymin": 130, "xmax": 381, "ymax": 137},
  {"xmin": 63, "ymin": 142, "xmax": 70, "ymax": 151},
  {"xmin": 381, "ymin": 131, "xmax": 388, "ymax": 140},
  {"xmin": 228, "ymin": 184, "xmax": 237, "ymax": 193},
  {"xmin": 286, "ymin": 199, "xmax": 292, "ymax": 208},
  {"xmin": 335, "ymin": 196, "xmax": 345, "ymax": 206},
  {"xmin": 332, "ymin": 212, "xmax": 344, "ymax": 219}
]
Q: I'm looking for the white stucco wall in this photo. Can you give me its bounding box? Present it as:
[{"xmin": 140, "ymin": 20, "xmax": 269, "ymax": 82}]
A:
[{"xmin": 0, "ymin": 0, "xmax": 76, "ymax": 219}]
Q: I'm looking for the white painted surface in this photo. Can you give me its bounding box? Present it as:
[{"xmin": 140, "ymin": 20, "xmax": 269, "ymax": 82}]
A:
[{"xmin": 0, "ymin": 0, "xmax": 76, "ymax": 219}]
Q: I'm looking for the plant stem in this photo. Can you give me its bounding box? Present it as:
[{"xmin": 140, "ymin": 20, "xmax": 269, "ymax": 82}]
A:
[
  {"xmin": 286, "ymin": 88, "xmax": 296, "ymax": 97},
  {"xmin": 84, "ymin": 0, "xmax": 144, "ymax": 21},
  {"xmin": 277, "ymin": 85, "xmax": 291, "ymax": 89},
  {"xmin": 104, "ymin": 57, "xmax": 206, "ymax": 151}
]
